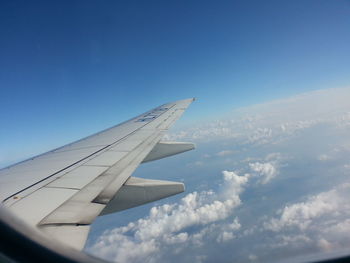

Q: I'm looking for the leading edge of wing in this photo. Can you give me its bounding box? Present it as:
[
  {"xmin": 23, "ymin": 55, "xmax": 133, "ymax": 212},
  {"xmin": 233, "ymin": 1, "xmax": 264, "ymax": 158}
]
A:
[{"xmin": 0, "ymin": 98, "xmax": 194, "ymax": 172}]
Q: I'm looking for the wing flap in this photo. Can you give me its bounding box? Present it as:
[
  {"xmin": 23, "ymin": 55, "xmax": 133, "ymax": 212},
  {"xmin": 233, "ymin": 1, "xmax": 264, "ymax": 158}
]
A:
[
  {"xmin": 100, "ymin": 177, "xmax": 184, "ymax": 215},
  {"xmin": 142, "ymin": 141, "xmax": 195, "ymax": 163},
  {"xmin": 40, "ymin": 201, "xmax": 104, "ymax": 225},
  {"xmin": 46, "ymin": 166, "xmax": 109, "ymax": 189},
  {"xmin": 93, "ymin": 131, "xmax": 163, "ymax": 203},
  {"xmin": 40, "ymin": 225, "xmax": 91, "ymax": 250},
  {"xmin": 9, "ymin": 187, "xmax": 78, "ymax": 226},
  {"xmin": 39, "ymin": 130, "xmax": 163, "ymax": 226}
]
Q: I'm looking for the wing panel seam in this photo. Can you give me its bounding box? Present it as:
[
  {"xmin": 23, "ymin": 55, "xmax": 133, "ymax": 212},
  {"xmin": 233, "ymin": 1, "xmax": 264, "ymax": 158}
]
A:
[{"xmin": 2, "ymin": 104, "xmax": 175, "ymax": 203}]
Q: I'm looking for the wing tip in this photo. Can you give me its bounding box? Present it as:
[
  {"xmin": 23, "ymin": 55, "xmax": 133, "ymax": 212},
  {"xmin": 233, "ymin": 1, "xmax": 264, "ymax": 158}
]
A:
[{"xmin": 174, "ymin": 97, "xmax": 196, "ymax": 105}]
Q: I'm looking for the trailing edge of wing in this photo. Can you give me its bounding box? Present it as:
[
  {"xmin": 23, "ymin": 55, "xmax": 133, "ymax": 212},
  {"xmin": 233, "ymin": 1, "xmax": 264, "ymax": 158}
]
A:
[
  {"xmin": 142, "ymin": 141, "xmax": 195, "ymax": 163},
  {"xmin": 99, "ymin": 177, "xmax": 184, "ymax": 215}
]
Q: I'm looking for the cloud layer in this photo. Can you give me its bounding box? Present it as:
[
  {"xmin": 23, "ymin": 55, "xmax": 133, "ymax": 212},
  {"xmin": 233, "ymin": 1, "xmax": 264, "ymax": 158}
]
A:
[
  {"xmin": 165, "ymin": 88, "xmax": 350, "ymax": 144},
  {"xmin": 259, "ymin": 183, "xmax": 350, "ymax": 261},
  {"xmin": 87, "ymin": 88, "xmax": 350, "ymax": 263},
  {"xmin": 88, "ymin": 161, "xmax": 279, "ymax": 263}
]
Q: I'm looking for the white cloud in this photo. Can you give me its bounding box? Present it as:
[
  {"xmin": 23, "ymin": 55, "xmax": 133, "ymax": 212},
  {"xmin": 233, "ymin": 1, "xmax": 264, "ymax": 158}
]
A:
[
  {"xmin": 87, "ymin": 88, "xmax": 350, "ymax": 262},
  {"xmin": 317, "ymin": 238, "xmax": 333, "ymax": 251},
  {"xmin": 216, "ymin": 231, "xmax": 234, "ymax": 243},
  {"xmin": 248, "ymin": 254, "xmax": 258, "ymax": 261},
  {"xmin": 318, "ymin": 154, "xmax": 331, "ymax": 161},
  {"xmin": 166, "ymin": 88, "xmax": 350, "ymax": 146},
  {"xmin": 317, "ymin": 145, "xmax": 350, "ymax": 162},
  {"xmin": 222, "ymin": 170, "xmax": 249, "ymax": 193},
  {"xmin": 88, "ymin": 170, "xmax": 249, "ymax": 263},
  {"xmin": 264, "ymin": 152, "xmax": 282, "ymax": 161},
  {"xmin": 216, "ymin": 217, "xmax": 241, "ymax": 243},
  {"xmin": 227, "ymin": 217, "xmax": 241, "ymax": 231},
  {"xmin": 249, "ymin": 162, "xmax": 278, "ymax": 184},
  {"xmin": 193, "ymin": 161, "xmax": 204, "ymax": 166},
  {"xmin": 247, "ymin": 127, "xmax": 273, "ymax": 144},
  {"xmin": 216, "ymin": 150, "xmax": 234, "ymax": 157},
  {"xmin": 264, "ymin": 183, "xmax": 350, "ymax": 234},
  {"xmin": 87, "ymin": 153, "xmax": 283, "ymax": 262},
  {"xmin": 164, "ymin": 232, "xmax": 189, "ymax": 244},
  {"xmin": 256, "ymin": 184, "xmax": 350, "ymax": 260},
  {"xmin": 270, "ymin": 234, "xmax": 312, "ymax": 248}
]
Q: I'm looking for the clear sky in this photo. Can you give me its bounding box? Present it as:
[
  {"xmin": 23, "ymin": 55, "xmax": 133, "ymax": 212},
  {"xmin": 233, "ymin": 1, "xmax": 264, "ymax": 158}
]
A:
[{"xmin": 1, "ymin": 0, "xmax": 350, "ymax": 166}]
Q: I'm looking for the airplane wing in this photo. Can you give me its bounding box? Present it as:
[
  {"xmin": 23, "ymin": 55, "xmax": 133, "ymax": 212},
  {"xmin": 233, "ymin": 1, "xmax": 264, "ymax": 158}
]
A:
[{"xmin": 0, "ymin": 98, "xmax": 195, "ymax": 261}]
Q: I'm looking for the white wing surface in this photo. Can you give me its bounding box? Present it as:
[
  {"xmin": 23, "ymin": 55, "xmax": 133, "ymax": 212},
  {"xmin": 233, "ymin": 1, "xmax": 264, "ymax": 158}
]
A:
[{"xmin": 0, "ymin": 98, "xmax": 195, "ymax": 252}]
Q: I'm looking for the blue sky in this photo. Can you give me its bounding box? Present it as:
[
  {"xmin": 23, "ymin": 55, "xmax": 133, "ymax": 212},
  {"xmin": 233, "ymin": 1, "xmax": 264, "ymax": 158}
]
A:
[{"xmin": 1, "ymin": 0, "xmax": 350, "ymax": 166}]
